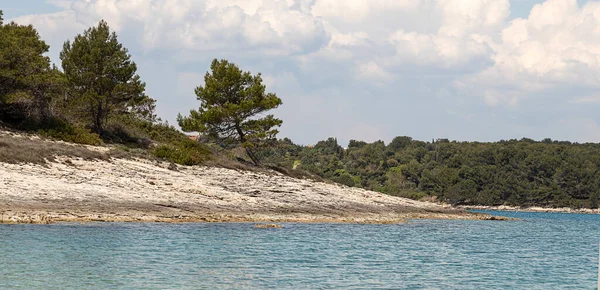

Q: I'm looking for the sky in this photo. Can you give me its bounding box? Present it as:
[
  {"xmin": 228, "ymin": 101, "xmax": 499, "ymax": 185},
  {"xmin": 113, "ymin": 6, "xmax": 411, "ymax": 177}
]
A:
[{"xmin": 4, "ymin": 0, "xmax": 600, "ymax": 146}]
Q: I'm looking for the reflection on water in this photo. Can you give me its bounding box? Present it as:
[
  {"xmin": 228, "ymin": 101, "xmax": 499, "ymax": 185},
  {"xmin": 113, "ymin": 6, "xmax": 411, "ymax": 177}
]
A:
[{"xmin": 0, "ymin": 211, "xmax": 598, "ymax": 289}]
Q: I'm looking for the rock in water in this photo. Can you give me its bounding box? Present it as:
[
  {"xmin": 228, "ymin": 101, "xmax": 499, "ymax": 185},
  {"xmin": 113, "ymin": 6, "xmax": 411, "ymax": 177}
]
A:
[{"xmin": 254, "ymin": 223, "xmax": 283, "ymax": 229}]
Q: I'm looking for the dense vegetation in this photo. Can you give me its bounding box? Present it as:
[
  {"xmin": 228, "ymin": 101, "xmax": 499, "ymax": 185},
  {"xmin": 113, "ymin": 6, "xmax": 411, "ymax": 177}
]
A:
[
  {"xmin": 1, "ymin": 11, "xmax": 599, "ymax": 209},
  {"xmin": 256, "ymin": 137, "xmax": 600, "ymax": 208}
]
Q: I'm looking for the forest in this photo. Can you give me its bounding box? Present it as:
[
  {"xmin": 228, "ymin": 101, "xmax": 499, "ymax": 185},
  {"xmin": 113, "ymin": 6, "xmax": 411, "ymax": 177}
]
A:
[
  {"xmin": 1, "ymin": 11, "xmax": 599, "ymax": 209},
  {"xmin": 257, "ymin": 137, "xmax": 600, "ymax": 208}
]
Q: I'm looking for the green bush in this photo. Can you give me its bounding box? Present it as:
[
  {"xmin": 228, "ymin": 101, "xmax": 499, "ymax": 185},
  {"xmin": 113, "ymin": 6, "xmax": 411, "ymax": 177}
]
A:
[
  {"xmin": 144, "ymin": 122, "xmax": 187, "ymax": 143},
  {"xmin": 152, "ymin": 139, "xmax": 211, "ymax": 165},
  {"xmin": 102, "ymin": 122, "xmax": 143, "ymax": 145},
  {"xmin": 36, "ymin": 119, "xmax": 103, "ymax": 146},
  {"xmin": 331, "ymin": 169, "xmax": 356, "ymax": 187},
  {"xmin": 102, "ymin": 120, "xmax": 188, "ymax": 148}
]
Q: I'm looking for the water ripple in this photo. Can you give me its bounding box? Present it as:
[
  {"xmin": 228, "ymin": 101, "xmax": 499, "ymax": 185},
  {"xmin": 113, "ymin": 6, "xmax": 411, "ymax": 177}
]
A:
[{"xmin": 0, "ymin": 211, "xmax": 598, "ymax": 289}]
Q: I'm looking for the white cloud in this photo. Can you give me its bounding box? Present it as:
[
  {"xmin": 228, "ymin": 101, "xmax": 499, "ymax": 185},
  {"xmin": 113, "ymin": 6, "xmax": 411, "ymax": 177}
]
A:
[
  {"xmin": 570, "ymin": 95, "xmax": 600, "ymax": 104},
  {"xmin": 10, "ymin": 10, "xmax": 88, "ymax": 64},
  {"xmin": 387, "ymin": 30, "xmax": 493, "ymax": 68},
  {"xmin": 437, "ymin": 0, "xmax": 510, "ymax": 37},
  {"xmin": 311, "ymin": 0, "xmax": 420, "ymax": 23},
  {"xmin": 8, "ymin": 0, "xmax": 600, "ymax": 144},
  {"xmin": 357, "ymin": 61, "xmax": 393, "ymax": 83},
  {"xmin": 16, "ymin": 0, "xmax": 330, "ymax": 56},
  {"xmin": 483, "ymin": 89, "xmax": 519, "ymax": 106},
  {"xmin": 460, "ymin": 0, "xmax": 600, "ymax": 106}
]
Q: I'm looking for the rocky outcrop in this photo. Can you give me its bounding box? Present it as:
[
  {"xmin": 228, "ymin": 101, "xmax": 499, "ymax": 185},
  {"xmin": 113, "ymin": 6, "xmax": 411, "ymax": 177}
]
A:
[{"xmin": 0, "ymin": 130, "xmax": 496, "ymax": 224}]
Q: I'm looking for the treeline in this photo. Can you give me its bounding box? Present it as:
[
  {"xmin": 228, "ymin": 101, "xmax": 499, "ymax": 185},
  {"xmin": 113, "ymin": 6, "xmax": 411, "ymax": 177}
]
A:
[
  {"xmin": 0, "ymin": 12, "xmax": 210, "ymax": 164},
  {"xmin": 257, "ymin": 137, "xmax": 600, "ymax": 209}
]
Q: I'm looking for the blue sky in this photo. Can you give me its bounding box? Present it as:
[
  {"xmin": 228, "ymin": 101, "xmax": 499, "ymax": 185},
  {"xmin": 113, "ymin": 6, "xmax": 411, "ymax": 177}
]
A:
[{"xmin": 5, "ymin": 0, "xmax": 600, "ymax": 145}]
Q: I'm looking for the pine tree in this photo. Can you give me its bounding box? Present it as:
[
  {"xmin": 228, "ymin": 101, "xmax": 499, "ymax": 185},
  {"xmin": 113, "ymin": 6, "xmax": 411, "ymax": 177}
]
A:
[
  {"xmin": 0, "ymin": 11, "xmax": 61, "ymax": 121},
  {"xmin": 60, "ymin": 20, "xmax": 155, "ymax": 134},
  {"xmin": 178, "ymin": 59, "xmax": 283, "ymax": 165}
]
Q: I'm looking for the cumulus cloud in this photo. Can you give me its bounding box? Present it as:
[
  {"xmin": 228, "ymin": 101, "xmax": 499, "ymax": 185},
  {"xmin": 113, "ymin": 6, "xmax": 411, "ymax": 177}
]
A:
[
  {"xmin": 387, "ymin": 30, "xmax": 493, "ymax": 69},
  {"xmin": 8, "ymin": 0, "xmax": 600, "ymax": 144},
  {"xmin": 459, "ymin": 0, "xmax": 600, "ymax": 106},
  {"xmin": 9, "ymin": 10, "xmax": 88, "ymax": 66},
  {"xmin": 356, "ymin": 61, "xmax": 394, "ymax": 83},
  {"xmin": 15, "ymin": 0, "xmax": 330, "ymax": 56},
  {"xmin": 311, "ymin": 0, "xmax": 420, "ymax": 24},
  {"xmin": 437, "ymin": 0, "xmax": 510, "ymax": 37}
]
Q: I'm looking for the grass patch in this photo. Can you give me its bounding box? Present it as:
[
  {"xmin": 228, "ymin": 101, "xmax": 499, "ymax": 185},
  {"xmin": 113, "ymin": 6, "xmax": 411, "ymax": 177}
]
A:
[
  {"xmin": 14, "ymin": 117, "xmax": 104, "ymax": 146},
  {"xmin": 0, "ymin": 124, "xmax": 326, "ymax": 186},
  {"xmin": 0, "ymin": 134, "xmax": 108, "ymax": 165},
  {"xmin": 39, "ymin": 125, "xmax": 103, "ymax": 146},
  {"xmin": 107, "ymin": 145, "xmax": 155, "ymax": 160}
]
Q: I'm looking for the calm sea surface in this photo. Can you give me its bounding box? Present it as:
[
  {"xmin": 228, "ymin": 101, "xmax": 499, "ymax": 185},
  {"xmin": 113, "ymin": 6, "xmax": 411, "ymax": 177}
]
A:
[{"xmin": 1, "ymin": 210, "xmax": 599, "ymax": 289}]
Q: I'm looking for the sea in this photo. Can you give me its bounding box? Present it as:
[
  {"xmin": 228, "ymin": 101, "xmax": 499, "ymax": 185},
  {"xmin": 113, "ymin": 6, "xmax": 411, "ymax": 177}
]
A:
[{"xmin": 0, "ymin": 210, "xmax": 598, "ymax": 289}]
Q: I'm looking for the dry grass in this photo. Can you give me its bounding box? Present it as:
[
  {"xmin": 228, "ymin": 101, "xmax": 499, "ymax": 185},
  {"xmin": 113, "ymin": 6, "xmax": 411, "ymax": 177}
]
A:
[
  {"xmin": 107, "ymin": 146, "xmax": 155, "ymax": 161},
  {"xmin": 0, "ymin": 128, "xmax": 326, "ymax": 184},
  {"xmin": 0, "ymin": 134, "xmax": 108, "ymax": 165}
]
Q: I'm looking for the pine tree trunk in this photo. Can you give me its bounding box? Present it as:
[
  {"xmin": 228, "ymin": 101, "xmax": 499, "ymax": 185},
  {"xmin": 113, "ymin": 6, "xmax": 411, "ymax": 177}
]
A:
[
  {"xmin": 94, "ymin": 101, "xmax": 104, "ymax": 135},
  {"xmin": 245, "ymin": 147, "xmax": 260, "ymax": 165},
  {"xmin": 236, "ymin": 123, "xmax": 260, "ymax": 165}
]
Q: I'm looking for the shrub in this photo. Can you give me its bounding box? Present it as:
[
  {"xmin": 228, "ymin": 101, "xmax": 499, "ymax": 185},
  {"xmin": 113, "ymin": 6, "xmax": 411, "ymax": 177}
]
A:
[
  {"xmin": 36, "ymin": 118, "xmax": 103, "ymax": 146},
  {"xmin": 152, "ymin": 139, "xmax": 211, "ymax": 165},
  {"xmin": 102, "ymin": 122, "xmax": 143, "ymax": 145},
  {"xmin": 331, "ymin": 170, "xmax": 355, "ymax": 187},
  {"xmin": 40, "ymin": 126, "xmax": 102, "ymax": 146},
  {"xmin": 144, "ymin": 122, "xmax": 187, "ymax": 143}
]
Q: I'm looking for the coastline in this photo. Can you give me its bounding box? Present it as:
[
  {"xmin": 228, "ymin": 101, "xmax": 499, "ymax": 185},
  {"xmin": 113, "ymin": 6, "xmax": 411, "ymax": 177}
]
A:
[
  {"xmin": 0, "ymin": 207, "xmax": 500, "ymax": 225},
  {"xmin": 460, "ymin": 205, "xmax": 600, "ymax": 214},
  {"xmin": 0, "ymin": 140, "xmax": 503, "ymax": 224},
  {"xmin": 0, "ymin": 130, "xmax": 518, "ymax": 224}
]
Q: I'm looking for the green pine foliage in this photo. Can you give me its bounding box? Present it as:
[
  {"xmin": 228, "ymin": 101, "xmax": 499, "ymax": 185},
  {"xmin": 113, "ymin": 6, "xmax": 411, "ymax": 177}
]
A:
[
  {"xmin": 178, "ymin": 59, "xmax": 282, "ymax": 165},
  {"xmin": 258, "ymin": 137, "xmax": 600, "ymax": 209},
  {"xmin": 0, "ymin": 14, "xmax": 158, "ymax": 147},
  {"xmin": 0, "ymin": 14, "xmax": 63, "ymax": 121},
  {"xmin": 60, "ymin": 20, "xmax": 156, "ymax": 135}
]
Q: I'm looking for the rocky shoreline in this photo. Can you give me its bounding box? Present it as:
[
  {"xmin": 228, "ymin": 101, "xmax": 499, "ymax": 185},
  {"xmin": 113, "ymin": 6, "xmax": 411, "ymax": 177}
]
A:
[
  {"xmin": 0, "ymin": 149, "xmax": 508, "ymax": 224},
  {"xmin": 0, "ymin": 130, "xmax": 515, "ymax": 224},
  {"xmin": 461, "ymin": 205, "xmax": 600, "ymax": 214}
]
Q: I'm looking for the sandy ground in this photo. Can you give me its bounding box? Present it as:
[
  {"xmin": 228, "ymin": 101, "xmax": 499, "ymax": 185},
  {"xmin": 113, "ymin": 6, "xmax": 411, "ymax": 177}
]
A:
[{"xmin": 0, "ymin": 132, "xmax": 499, "ymax": 224}]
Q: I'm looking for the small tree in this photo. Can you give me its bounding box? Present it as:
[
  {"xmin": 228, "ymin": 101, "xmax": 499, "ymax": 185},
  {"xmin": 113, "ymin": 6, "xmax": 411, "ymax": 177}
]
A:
[
  {"xmin": 60, "ymin": 20, "xmax": 155, "ymax": 135},
  {"xmin": 0, "ymin": 13, "xmax": 62, "ymax": 121},
  {"xmin": 178, "ymin": 59, "xmax": 283, "ymax": 165}
]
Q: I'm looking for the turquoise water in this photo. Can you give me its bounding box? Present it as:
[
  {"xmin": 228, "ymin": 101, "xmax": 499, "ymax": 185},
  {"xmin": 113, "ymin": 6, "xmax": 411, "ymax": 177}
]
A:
[{"xmin": 1, "ymin": 211, "xmax": 599, "ymax": 289}]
